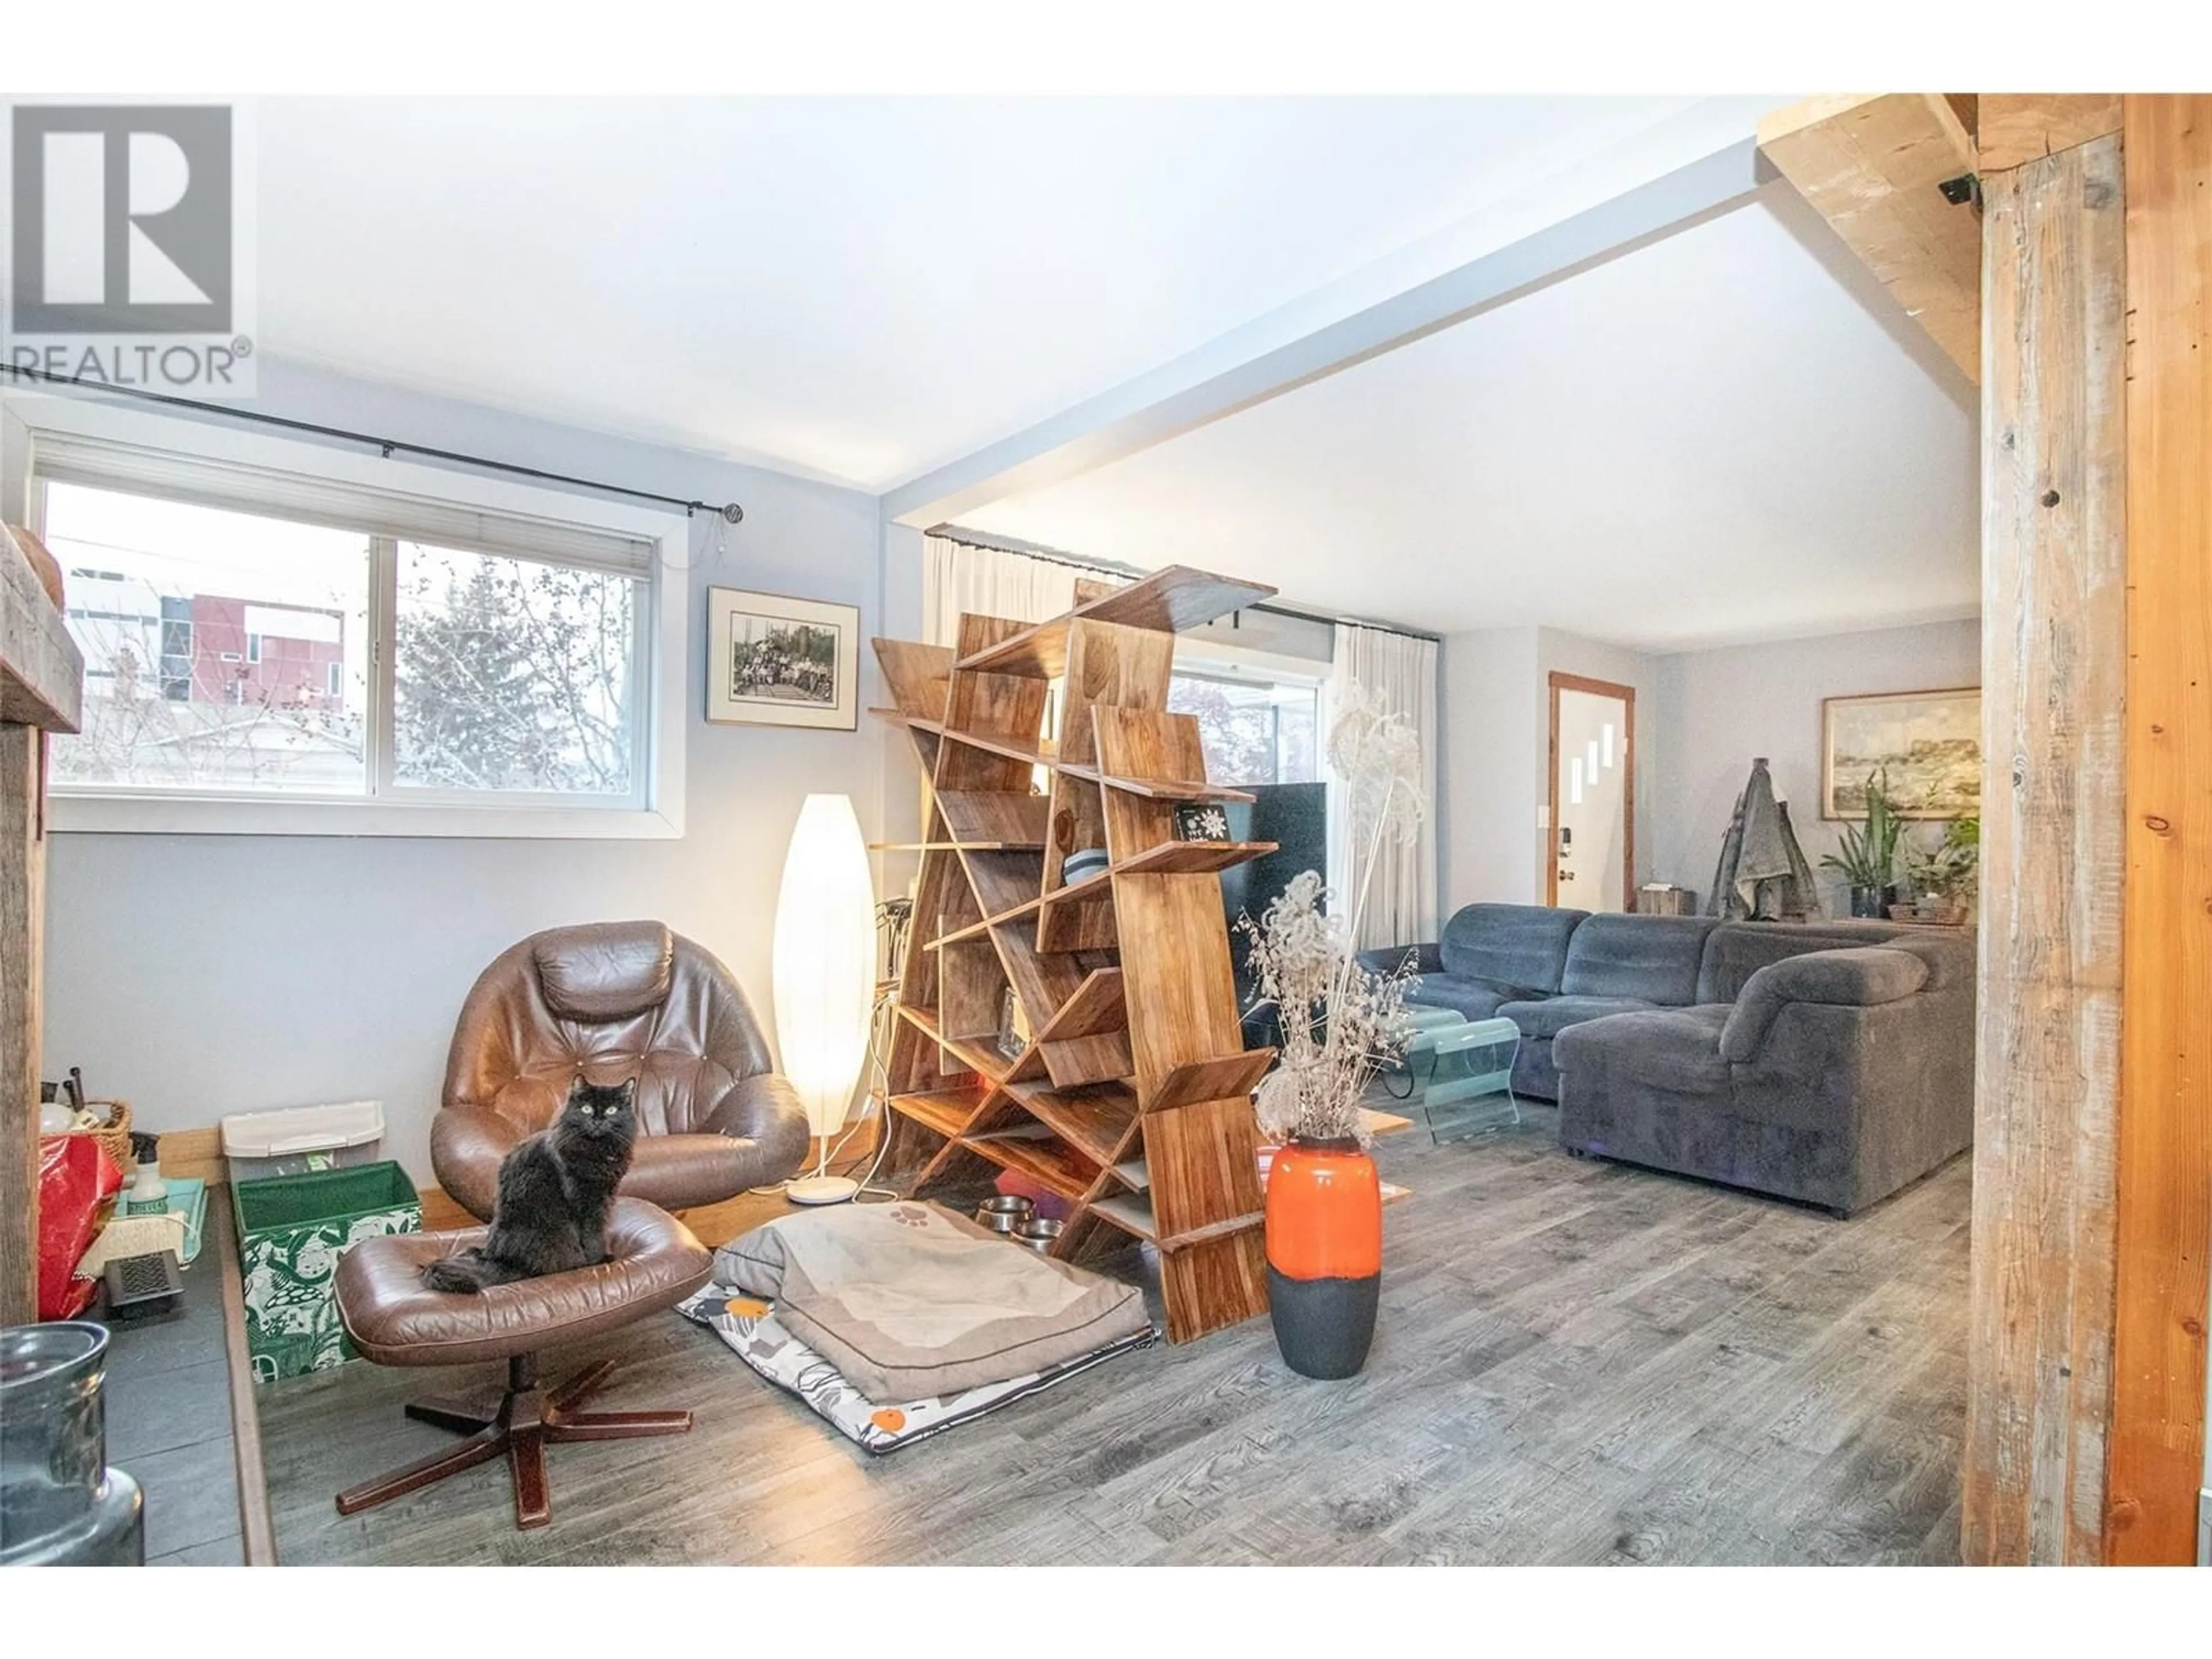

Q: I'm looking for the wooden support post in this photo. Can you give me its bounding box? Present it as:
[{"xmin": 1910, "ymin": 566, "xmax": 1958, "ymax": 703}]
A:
[
  {"xmin": 1, "ymin": 524, "xmax": 79, "ymax": 1329},
  {"xmin": 1978, "ymin": 96, "xmax": 2127, "ymax": 173},
  {"xmin": 0, "ymin": 723, "xmax": 42, "ymax": 1325},
  {"xmin": 1964, "ymin": 131, "xmax": 2130, "ymax": 1565},
  {"xmin": 2108, "ymin": 93, "xmax": 2212, "ymax": 1567}
]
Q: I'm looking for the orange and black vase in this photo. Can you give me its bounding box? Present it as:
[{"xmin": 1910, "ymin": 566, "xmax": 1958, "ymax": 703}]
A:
[{"xmin": 1264, "ymin": 1135, "xmax": 1381, "ymax": 1378}]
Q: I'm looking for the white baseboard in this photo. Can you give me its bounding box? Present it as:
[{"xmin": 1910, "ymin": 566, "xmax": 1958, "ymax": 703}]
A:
[{"xmin": 2199, "ymin": 1487, "xmax": 2211, "ymax": 1566}]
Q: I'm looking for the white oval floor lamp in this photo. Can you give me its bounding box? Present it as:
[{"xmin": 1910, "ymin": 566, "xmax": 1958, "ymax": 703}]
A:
[{"xmin": 773, "ymin": 793, "xmax": 876, "ymax": 1206}]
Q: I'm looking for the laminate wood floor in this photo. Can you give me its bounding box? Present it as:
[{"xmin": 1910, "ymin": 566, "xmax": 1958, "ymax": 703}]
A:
[{"xmin": 258, "ymin": 1109, "xmax": 1969, "ymax": 1565}]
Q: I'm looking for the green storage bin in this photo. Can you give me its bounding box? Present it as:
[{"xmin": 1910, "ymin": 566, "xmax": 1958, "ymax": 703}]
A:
[{"xmin": 234, "ymin": 1161, "xmax": 421, "ymax": 1382}]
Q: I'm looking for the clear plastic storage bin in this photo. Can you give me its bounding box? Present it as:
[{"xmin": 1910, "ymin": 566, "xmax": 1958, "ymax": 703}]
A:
[{"xmin": 220, "ymin": 1100, "xmax": 385, "ymax": 1184}]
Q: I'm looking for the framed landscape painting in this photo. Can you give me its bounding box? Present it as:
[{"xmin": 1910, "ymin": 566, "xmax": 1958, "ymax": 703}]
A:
[
  {"xmin": 706, "ymin": 588, "xmax": 859, "ymax": 730},
  {"xmin": 1821, "ymin": 687, "xmax": 1982, "ymax": 819}
]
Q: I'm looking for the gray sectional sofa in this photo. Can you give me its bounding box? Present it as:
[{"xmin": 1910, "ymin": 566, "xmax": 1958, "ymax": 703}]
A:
[{"xmin": 1361, "ymin": 904, "xmax": 1974, "ymax": 1215}]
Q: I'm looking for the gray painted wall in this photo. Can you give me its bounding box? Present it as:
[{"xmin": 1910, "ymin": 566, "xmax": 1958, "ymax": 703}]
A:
[
  {"xmin": 1438, "ymin": 624, "xmax": 1540, "ymax": 908},
  {"xmin": 34, "ymin": 361, "xmax": 887, "ymax": 1182},
  {"xmin": 1437, "ymin": 624, "xmax": 1658, "ymax": 914},
  {"xmin": 1647, "ymin": 618, "xmax": 1982, "ymax": 916},
  {"xmin": 1440, "ymin": 616, "xmax": 1980, "ymax": 927}
]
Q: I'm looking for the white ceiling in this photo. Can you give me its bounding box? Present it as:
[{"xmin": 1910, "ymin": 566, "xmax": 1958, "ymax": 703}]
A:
[
  {"xmin": 255, "ymin": 96, "xmax": 1704, "ymax": 489},
  {"xmin": 961, "ymin": 186, "xmax": 1979, "ymax": 653}
]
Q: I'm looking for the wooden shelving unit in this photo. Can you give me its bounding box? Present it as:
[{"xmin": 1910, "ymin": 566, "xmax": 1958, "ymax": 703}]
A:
[{"xmin": 872, "ymin": 565, "xmax": 1285, "ymax": 1343}]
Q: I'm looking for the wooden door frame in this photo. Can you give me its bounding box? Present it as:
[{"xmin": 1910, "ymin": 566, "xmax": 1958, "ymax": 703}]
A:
[{"xmin": 1546, "ymin": 671, "xmax": 1636, "ymax": 911}]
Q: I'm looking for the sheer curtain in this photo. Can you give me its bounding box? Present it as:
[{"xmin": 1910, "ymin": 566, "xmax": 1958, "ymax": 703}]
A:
[
  {"xmin": 1326, "ymin": 623, "xmax": 1440, "ymax": 950},
  {"xmin": 922, "ymin": 533, "xmax": 1120, "ymax": 645}
]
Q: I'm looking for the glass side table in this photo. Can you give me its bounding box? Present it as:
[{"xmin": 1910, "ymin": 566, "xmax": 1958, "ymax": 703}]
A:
[{"xmin": 1418, "ymin": 1016, "xmax": 1521, "ymax": 1142}]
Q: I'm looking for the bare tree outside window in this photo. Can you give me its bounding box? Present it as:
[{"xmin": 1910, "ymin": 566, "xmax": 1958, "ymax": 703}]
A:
[
  {"xmin": 1169, "ymin": 671, "xmax": 1322, "ymax": 786},
  {"xmin": 392, "ymin": 542, "xmax": 638, "ymax": 795},
  {"xmin": 40, "ymin": 480, "xmax": 648, "ymax": 806}
]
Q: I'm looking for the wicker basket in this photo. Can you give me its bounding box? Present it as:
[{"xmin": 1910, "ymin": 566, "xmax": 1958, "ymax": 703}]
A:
[{"xmin": 61, "ymin": 1099, "xmax": 134, "ymax": 1175}]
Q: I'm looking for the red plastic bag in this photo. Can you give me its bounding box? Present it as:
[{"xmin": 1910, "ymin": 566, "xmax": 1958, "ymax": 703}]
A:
[{"xmin": 37, "ymin": 1134, "xmax": 123, "ymax": 1320}]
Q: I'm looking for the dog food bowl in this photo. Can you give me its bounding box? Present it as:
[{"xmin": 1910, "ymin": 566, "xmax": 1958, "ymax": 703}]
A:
[
  {"xmin": 975, "ymin": 1195, "xmax": 1034, "ymax": 1233},
  {"xmin": 1013, "ymin": 1218, "xmax": 1065, "ymax": 1253}
]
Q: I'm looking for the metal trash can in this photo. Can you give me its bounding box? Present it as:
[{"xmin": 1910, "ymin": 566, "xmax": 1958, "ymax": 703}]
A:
[{"xmin": 0, "ymin": 1321, "xmax": 145, "ymax": 1566}]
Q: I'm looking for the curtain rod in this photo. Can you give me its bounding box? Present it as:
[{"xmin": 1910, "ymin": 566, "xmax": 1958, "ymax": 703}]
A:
[
  {"xmin": 2, "ymin": 365, "xmax": 747, "ymax": 525},
  {"xmin": 926, "ymin": 527, "xmax": 1441, "ymax": 644}
]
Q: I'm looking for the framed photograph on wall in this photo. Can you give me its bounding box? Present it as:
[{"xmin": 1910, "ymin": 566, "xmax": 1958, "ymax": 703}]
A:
[
  {"xmin": 1821, "ymin": 687, "xmax": 1981, "ymax": 819},
  {"xmin": 706, "ymin": 588, "xmax": 859, "ymax": 730}
]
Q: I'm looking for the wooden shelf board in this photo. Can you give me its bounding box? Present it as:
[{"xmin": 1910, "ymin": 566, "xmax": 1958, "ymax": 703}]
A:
[
  {"xmin": 1006, "ymin": 1077, "xmax": 1139, "ymax": 1168},
  {"xmin": 1093, "ymin": 774, "xmax": 1255, "ymax": 805},
  {"xmin": 1111, "ymin": 1158, "xmax": 1150, "ymax": 1191},
  {"xmin": 937, "ymin": 724, "xmax": 1060, "ymax": 771},
  {"xmin": 1115, "ymin": 839, "xmax": 1275, "ymax": 876},
  {"xmin": 1145, "ymin": 1048, "xmax": 1275, "ymax": 1115},
  {"xmin": 955, "ymin": 566, "xmax": 1278, "ymax": 679},
  {"xmin": 926, "ymin": 861, "xmax": 1099, "ymax": 953},
  {"xmin": 895, "ymin": 1003, "xmax": 1016, "ymax": 1085},
  {"xmin": 923, "ymin": 843, "xmax": 1268, "ymax": 952},
  {"xmin": 1089, "ymin": 1191, "xmax": 1266, "ymax": 1252},
  {"xmin": 962, "ymin": 1128, "xmax": 1098, "ymax": 1201},
  {"xmin": 1031, "ymin": 967, "xmax": 1126, "ymax": 1046},
  {"xmin": 1089, "ymin": 1191, "xmax": 1157, "ymax": 1241},
  {"xmin": 887, "ymin": 1088, "xmax": 988, "ymax": 1140},
  {"xmin": 934, "ymin": 790, "xmax": 1050, "ymax": 850}
]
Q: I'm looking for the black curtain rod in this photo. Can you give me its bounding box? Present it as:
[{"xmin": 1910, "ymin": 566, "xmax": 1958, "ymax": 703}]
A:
[
  {"xmin": 926, "ymin": 527, "xmax": 1441, "ymax": 644},
  {"xmin": 1, "ymin": 365, "xmax": 746, "ymax": 525}
]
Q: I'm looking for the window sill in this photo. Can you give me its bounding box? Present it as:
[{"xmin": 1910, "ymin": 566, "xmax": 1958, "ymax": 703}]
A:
[{"xmin": 47, "ymin": 791, "xmax": 685, "ymax": 840}]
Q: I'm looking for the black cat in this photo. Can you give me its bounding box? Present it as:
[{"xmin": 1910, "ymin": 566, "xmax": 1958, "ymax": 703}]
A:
[{"xmin": 421, "ymin": 1077, "xmax": 638, "ymax": 1294}]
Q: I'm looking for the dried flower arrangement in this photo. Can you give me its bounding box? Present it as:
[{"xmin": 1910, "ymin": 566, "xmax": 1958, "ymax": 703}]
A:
[{"xmin": 1239, "ymin": 685, "xmax": 1425, "ymax": 1147}]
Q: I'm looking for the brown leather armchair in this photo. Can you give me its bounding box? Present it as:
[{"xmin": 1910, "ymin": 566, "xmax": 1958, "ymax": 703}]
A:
[{"xmin": 431, "ymin": 921, "xmax": 810, "ymax": 1219}]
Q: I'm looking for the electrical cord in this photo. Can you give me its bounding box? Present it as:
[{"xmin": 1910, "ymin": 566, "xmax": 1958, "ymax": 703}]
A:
[{"xmin": 747, "ymin": 982, "xmax": 903, "ymax": 1202}]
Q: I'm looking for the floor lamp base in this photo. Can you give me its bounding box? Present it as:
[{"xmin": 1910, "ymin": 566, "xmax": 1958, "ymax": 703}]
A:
[{"xmin": 786, "ymin": 1173, "xmax": 861, "ymax": 1206}]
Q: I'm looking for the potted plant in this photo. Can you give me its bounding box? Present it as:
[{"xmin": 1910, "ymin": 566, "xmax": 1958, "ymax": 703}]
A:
[
  {"xmin": 1903, "ymin": 815, "xmax": 1979, "ymax": 924},
  {"xmin": 1820, "ymin": 769, "xmax": 1906, "ymax": 919},
  {"xmin": 1238, "ymin": 687, "xmax": 1421, "ymax": 1380}
]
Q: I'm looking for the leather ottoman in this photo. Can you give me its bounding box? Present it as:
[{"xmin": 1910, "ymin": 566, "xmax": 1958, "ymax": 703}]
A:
[{"xmin": 332, "ymin": 1197, "xmax": 711, "ymax": 1530}]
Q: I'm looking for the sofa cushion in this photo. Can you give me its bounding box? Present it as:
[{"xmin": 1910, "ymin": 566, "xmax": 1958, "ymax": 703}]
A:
[
  {"xmin": 1497, "ymin": 995, "xmax": 1656, "ymax": 1040},
  {"xmin": 1559, "ymin": 915, "xmax": 1717, "ymax": 1006},
  {"xmin": 1554, "ymin": 1005, "xmax": 1732, "ymax": 1094},
  {"xmin": 1438, "ymin": 903, "xmax": 1587, "ymax": 997},
  {"xmin": 1719, "ymin": 947, "xmax": 1930, "ymax": 1063},
  {"xmin": 1694, "ymin": 920, "xmax": 1904, "ymax": 1005},
  {"xmin": 1404, "ymin": 974, "xmax": 1512, "ymax": 1023},
  {"xmin": 1881, "ymin": 931, "xmax": 1973, "ymax": 991}
]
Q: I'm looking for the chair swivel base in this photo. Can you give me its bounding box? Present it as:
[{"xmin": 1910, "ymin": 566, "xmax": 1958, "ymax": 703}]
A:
[{"xmin": 334, "ymin": 1353, "xmax": 691, "ymax": 1531}]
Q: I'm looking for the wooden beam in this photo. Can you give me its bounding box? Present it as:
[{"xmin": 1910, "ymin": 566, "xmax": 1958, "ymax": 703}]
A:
[
  {"xmin": 2108, "ymin": 92, "xmax": 2212, "ymax": 1567},
  {"xmin": 1, "ymin": 524, "xmax": 83, "ymax": 733},
  {"xmin": 0, "ymin": 724, "xmax": 40, "ymax": 1326},
  {"xmin": 1977, "ymin": 96, "xmax": 2124, "ymax": 175},
  {"xmin": 1757, "ymin": 94, "xmax": 1982, "ymax": 384},
  {"xmin": 1963, "ymin": 131, "xmax": 2129, "ymax": 1565}
]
